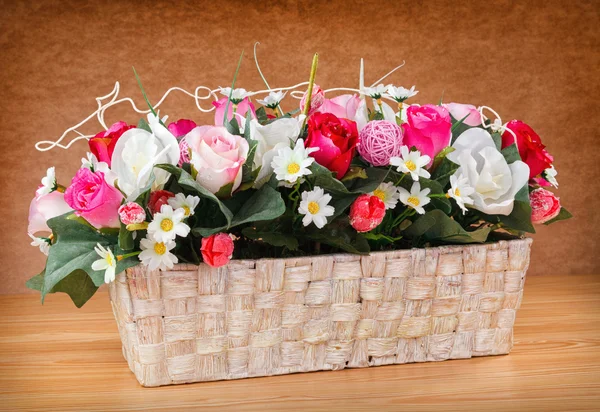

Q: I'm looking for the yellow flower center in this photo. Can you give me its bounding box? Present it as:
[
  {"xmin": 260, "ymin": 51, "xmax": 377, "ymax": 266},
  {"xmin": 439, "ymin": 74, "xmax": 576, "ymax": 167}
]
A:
[
  {"xmin": 154, "ymin": 242, "xmax": 167, "ymax": 255},
  {"xmin": 454, "ymin": 188, "xmax": 461, "ymax": 197},
  {"xmin": 106, "ymin": 254, "xmax": 114, "ymax": 267},
  {"xmin": 287, "ymin": 162, "xmax": 300, "ymax": 174},
  {"xmin": 407, "ymin": 196, "xmax": 420, "ymax": 207},
  {"xmin": 160, "ymin": 218, "xmax": 174, "ymax": 232},
  {"xmin": 405, "ymin": 160, "xmax": 417, "ymax": 171},
  {"xmin": 308, "ymin": 201, "xmax": 320, "ymax": 215},
  {"xmin": 373, "ymin": 189, "xmax": 386, "ymax": 202},
  {"xmin": 182, "ymin": 205, "xmax": 191, "ymax": 217}
]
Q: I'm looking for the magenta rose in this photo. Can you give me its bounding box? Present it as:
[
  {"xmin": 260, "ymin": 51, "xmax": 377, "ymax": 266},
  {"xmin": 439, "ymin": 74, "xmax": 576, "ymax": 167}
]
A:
[
  {"xmin": 316, "ymin": 94, "xmax": 361, "ymax": 119},
  {"xmin": 64, "ymin": 168, "xmax": 123, "ymax": 228},
  {"xmin": 530, "ymin": 188, "xmax": 561, "ymax": 224},
  {"xmin": 444, "ymin": 103, "xmax": 482, "ymax": 127},
  {"xmin": 212, "ymin": 97, "xmax": 256, "ymax": 126},
  {"xmin": 402, "ymin": 104, "xmax": 452, "ymax": 163},
  {"xmin": 167, "ymin": 119, "xmax": 197, "ymax": 138}
]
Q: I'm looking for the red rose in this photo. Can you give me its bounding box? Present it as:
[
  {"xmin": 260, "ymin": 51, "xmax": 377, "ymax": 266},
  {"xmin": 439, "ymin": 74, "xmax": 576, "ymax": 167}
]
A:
[
  {"xmin": 349, "ymin": 194, "xmax": 386, "ymax": 233},
  {"xmin": 201, "ymin": 233, "xmax": 234, "ymax": 267},
  {"xmin": 88, "ymin": 121, "xmax": 135, "ymax": 167},
  {"xmin": 306, "ymin": 112, "xmax": 359, "ymax": 178},
  {"xmin": 148, "ymin": 190, "xmax": 175, "ymax": 215},
  {"xmin": 502, "ymin": 120, "xmax": 553, "ymax": 179},
  {"xmin": 530, "ymin": 188, "xmax": 561, "ymax": 224}
]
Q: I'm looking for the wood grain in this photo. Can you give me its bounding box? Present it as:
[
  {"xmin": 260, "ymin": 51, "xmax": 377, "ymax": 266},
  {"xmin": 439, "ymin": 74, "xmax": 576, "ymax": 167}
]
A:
[{"xmin": 0, "ymin": 274, "xmax": 598, "ymax": 411}]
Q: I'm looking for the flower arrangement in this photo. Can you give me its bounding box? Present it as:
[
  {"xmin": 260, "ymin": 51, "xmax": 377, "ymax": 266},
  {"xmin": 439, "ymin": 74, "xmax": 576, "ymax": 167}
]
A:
[{"xmin": 27, "ymin": 53, "xmax": 570, "ymax": 308}]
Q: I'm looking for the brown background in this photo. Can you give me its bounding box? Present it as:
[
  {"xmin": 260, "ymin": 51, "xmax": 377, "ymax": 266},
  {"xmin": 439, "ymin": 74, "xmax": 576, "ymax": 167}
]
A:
[{"xmin": 1, "ymin": 0, "xmax": 598, "ymax": 294}]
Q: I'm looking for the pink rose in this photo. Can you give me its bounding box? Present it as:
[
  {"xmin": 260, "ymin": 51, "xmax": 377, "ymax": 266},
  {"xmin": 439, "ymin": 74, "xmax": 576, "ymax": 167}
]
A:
[
  {"xmin": 201, "ymin": 233, "xmax": 234, "ymax": 267},
  {"xmin": 28, "ymin": 191, "xmax": 73, "ymax": 235},
  {"xmin": 185, "ymin": 126, "xmax": 249, "ymax": 195},
  {"xmin": 148, "ymin": 190, "xmax": 175, "ymax": 215},
  {"xmin": 530, "ymin": 188, "xmax": 561, "ymax": 224},
  {"xmin": 403, "ymin": 104, "xmax": 452, "ymax": 163},
  {"xmin": 167, "ymin": 119, "xmax": 197, "ymax": 138},
  {"xmin": 118, "ymin": 202, "xmax": 146, "ymax": 225},
  {"xmin": 88, "ymin": 121, "xmax": 135, "ymax": 167},
  {"xmin": 349, "ymin": 194, "xmax": 386, "ymax": 233},
  {"xmin": 444, "ymin": 103, "xmax": 482, "ymax": 127},
  {"xmin": 300, "ymin": 84, "xmax": 325, "ymax": 115},
  {"xmin": 212, "ymin": 97, "xmax": 256, "ymax": 126},
  {"xmin": 316, "ymin": 94, "xmax": 361, "ymax": 119},
  {"xmin": 64, "ymin": 168, "xmax": 123, "ymax": 228}
]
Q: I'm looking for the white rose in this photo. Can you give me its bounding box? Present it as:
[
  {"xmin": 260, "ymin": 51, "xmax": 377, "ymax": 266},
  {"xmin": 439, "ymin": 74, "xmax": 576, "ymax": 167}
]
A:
[
  {"xmin": 112, "ymin": 113, "xmax": 180, "ymax": 200},
  {"xmin": 447, "ymin": 128, "xmax": 529, "ymax": 216}
]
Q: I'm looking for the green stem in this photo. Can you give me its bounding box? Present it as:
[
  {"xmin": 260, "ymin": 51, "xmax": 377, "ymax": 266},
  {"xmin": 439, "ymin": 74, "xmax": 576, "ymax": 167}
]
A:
[
  {"xmin": 395, "ymin": 173, "xmax": 406, "ymax": 186},
  {"xmin": 301, "ymin": 53, "xmax": 319, "ymax": 127},
  {"xmin": 429, "ymin": 194, "xmax": 448, "ymax": 198},
  {"xmin": 118, "ymin": 251, "xmax": 141, "ymax": 261}
]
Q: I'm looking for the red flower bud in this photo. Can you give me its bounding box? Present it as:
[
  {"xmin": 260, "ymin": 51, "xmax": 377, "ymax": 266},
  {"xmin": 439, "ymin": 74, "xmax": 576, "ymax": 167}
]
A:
[
  {"xmin": 349, "ymin": 194, "xmax": 386, "ymax": 233},
  {"xmin": 201, "ymin": 233, "xmax": 234, "ymax": 267}
]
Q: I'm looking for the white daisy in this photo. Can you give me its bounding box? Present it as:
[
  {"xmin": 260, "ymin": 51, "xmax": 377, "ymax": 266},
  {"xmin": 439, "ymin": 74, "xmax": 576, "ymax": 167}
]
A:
[
  {"xmin": 35, "ymin": 167, "xmax": 56, "ymax": 199},
  {"xmin": 298, "ymin": 186, "xmax": 335, "ymax": 229},
  {"xmin": 543, "ymin": 165, "xmax": 558, "ymax": 188},
  {"xmin": 29, "ymin": 233, "xmax": 50, "ymax": 256},
  {"xmin": 447, "ymin": 173, "xmax": 475, "ymax": 214},
  {"xmin": 81, "ymin": 152, "xmax": 98, "ymax": 170},
  {"xmin": 91, "ymin": 243, "xmax": 117, "ymax": 284},
  {"xmin": 389, "ymin": 146, "xmax": 431, "ymax": 181},
  {"xmin": 363, "ymin": 84, "xmax": 387, "ymax": 99},
  {"xmin": 398, "ymin": 182, "xmax": 431, "ymax": 214},
  {"xmin": 370, "ymin": 182, "xmax": 400, "ymax": 210},
  {"xmin": 219, "ymin": 87, "xmax": 249, "ymax": 103},
  {"xmin": 385, "ymin": 85, "xmax": 418, "ymax": 102},
  {"xmin": 147, "ymin": 205, "xmax": 190, "ymax": 243},
  {"xmin": 257, "ymin": 91, "xmax": 286, "ymax": 108},
  {"xmin": 271, "ymin": 139, "xmax": 318, "ymax": 184},
  {"xmin": 168, "ymin": 193, "xmax": 200, "ymax": 218},
  {"xmin": 139, "ymin": 236, "xmax": 178, "ymax": 271}
]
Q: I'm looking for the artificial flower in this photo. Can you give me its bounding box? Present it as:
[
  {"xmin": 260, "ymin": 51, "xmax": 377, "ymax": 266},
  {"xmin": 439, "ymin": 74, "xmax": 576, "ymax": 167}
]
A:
[
  {"xmin": 444, "ymin": 103, "xmax": 482, "ymax": 127},
  {"xmin": 447, "ymin": 128, "xmax": 530, "ymax": 215},
  {"xmin": 272, "ymin": 138, "xmax": 317, "ymax": 184},
  {"xmin": 29, "ymin": 233, "xmax": 50, "ymax": 256},
  {"xmin": 363, "ymin": 84, "xmax": 387, "ymax": 99},
  {"xmin": 185, "ymin": 125, "xmax": 249, "ymax": 195},
  {"xmin": 257, "ymin": 91, "xmax": 286, "ymax": 108},
  {"xmin": 402, "ymin": 104, "xmax": 452, "ymax": 163},
  {"xmin": 354, "ymin": 98, "xmax": 397, "ymax": 132},
  {"xmin": 370, "ymin": 182, "xmax": 400, "ymax": 210},
  {"xmin": 35, "ymin": 167, "xmax": 56, "ymax": 199},
  {"xmin": 502, "ymin": 120, "xmax": 553, "ymax": 179},
  {"xmin": 64, "ymin": 168, "xmax": 123, "ymax": 228},
  {"xmin": 306, "ymin": 112, "xmax": 359, "ymax": 178},
  {"xmin": 212, "ymin": 96, "xmax": 256, "ymax": 126},
  {"xmin": 167, "ymin": 119, "xmax": 197, "ymax": 138},
  {"xmin": 80, "ymin": 152, "xmax": 117, "ymax": 185},
  {"xmin": 298, "ymin": 186, "xmax": 335, "ymax": 229},
  {"xmin": 315, "ymin": 94, "xmax": 361, "ymax": 120},
  {"xmin": 111, "ymin": 113, "xmax": 180, "ymax": 200},
  {"xmin": 544, "ymin": 165, "xmax": 558, "ymax": 188},
  {"xmin": 168, "ymin": 193, "xmax": 200, "ymax": 217},
  {"xmin": 219, "ymin": 87, "xmax": 250, "ymax": 103},
  {"xmin": 147, "ymin": 204, "xmax": 190, "ymax": 243},
  {"xmin": 91, "ymin": 243, "xmax": 116, "ymax": 284},
  {"xmin": 398, "ymin": 182, "xmax": 431, "ymax": 214},
  {"xmin": 530, "ymin": 188, "xmax": 561, "ymax": 224},
  {"xmin": 299, "ymin": 84, "xmax": 325, "ymax": 115},
  {"xmin": 446, "ymin": 173, "xmax": 475, "ymax": 214},
  {"xmin": 385, "ymin": 85, "xmax": 418, "ymax": 102},
  {"xmin": 349, "ymin": 194, "xmax": 386, "ymax": 232},
  {"xmin": 389, "ymin": 146, "xmax": 431, "ymax": 181},
  {"xmin": 88, "ymin": 121, "xmax": 135, "ymax": 167},
  {"xmin": 139, "ymin": 237, "xmax": 178, "ymax": 271},
  {"xmin": 148, "ymin": 190, "xmax": 175, "ymax": 215},
  {"xmin": 200, "ymin": 233, "xmax": 235, "ymax": 267},
  {"xmin": 28, "ymin": 191, "xmax": 73, "ymax": 235},
  {"xmin": 118, "ymin": 202, "xmax": 146, "ymax": 225},
  {"xmin": 249, "ymin": 117, "xmax": 301, "ymax": 187}
]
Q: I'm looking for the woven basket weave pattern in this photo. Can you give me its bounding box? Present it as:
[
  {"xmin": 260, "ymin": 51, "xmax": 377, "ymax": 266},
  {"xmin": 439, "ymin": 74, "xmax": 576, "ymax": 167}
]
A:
[{"xmin": 109, "ymin": 238, "xmax": 532, "ymax": 387}]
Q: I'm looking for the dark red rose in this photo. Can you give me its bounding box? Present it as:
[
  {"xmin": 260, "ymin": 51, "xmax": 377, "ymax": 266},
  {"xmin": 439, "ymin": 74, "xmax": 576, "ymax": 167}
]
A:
[
  {"xmin": 88, "ymin": 121, "xmax": 135, "ymax": 167},
  {"xmin": 148, "ymin": 190, "xmax": 175, "ymax": 215},
  {"xmin": 502, "ymin": 120, "xmax": 553, "ymax": 179}
]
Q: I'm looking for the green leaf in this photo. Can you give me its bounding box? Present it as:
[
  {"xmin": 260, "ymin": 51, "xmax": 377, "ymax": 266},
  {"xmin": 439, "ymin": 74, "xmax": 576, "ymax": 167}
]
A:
[
  {"xmin": 222, "ymin": 51, "xmax": 245, "ymax": 126},
  {"xmin": 431, "ymin": 146, "xmax": 455, "ymax": 172},
  {"xmin": 310, "ymin": 163, "xmax": 349, "ymax": 194},
  {"xmin": 544, "ymin": 207, "xmax": 572, "ymax": 225},
  {"xmin": 404, "ymin": 210, "xmax": 491, "ymax": 244},
  {"xmin": 491, "ymin": 131, "xmax": 503, "ymax": 151},
  {"xmin": 132, "ymin": 67, "xmax": 158, "ymax": 118},
  {"xmin": 346, "ymin": 167, "xmax": 389, "ymax": 194},
  {"xmin": 242, "ymin": 227, "xmax": 299, "ymax": 250},
  {"xmin": 224, "ymin": 117, "xmax": 241, "ymax": 136},
  {"xmin": 28, "ymin": 270, "xmax": 99, "ymax": 308},
  {"xmin": 215, "ymin": 182, "xmax": 234, "ymax": 199},
  {"xmin": 255, "ymin": 107, "xmax": 269, "ymax": 124},
  {"xmin": 479, "ymin": 184, "xmax": 535, "ymax": 233},
  {"xmin": 431, "ymin": 157, "xmax": 459, "ymax": 187},
  {"xmin": 450, "ymin": 114, "xmax": 475, "ymax": 143},
  {"xmin": 341, "ymin": 167, "xmax": 368, "ymax": 182},
  {"xmin": 137, "ymin": 118, "xmax": 152, "ymax": 133},
  {"xmin": 501, "ymin": 144, "xmax": 521, "ymax": 164},
  {"xmin": 155, "ymin": 164, "xmax": 233, "ymax": 226},
  {"xmin": 363, "ymin": 232, "xmax": 402, "ymax": 244},
  {"xmin": 118, "ymin": 223, "xmax": 134, "ymax": 251},
  {"xmin": 304, "ymin": 217, "xmax": 370, "ymax": 255}
]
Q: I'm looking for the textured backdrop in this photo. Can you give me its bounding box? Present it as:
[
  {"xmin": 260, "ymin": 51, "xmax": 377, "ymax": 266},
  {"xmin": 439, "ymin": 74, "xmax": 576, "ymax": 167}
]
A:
[{"xmin": 1, "ymin": 0, "xmax": 598, "ymax": 293}]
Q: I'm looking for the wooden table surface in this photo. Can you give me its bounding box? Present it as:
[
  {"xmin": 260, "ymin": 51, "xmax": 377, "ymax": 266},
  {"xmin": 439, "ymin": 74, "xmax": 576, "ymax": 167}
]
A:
[{"xmin": 1, "ymin": 274, "xmax": 598, "ymax": 411}]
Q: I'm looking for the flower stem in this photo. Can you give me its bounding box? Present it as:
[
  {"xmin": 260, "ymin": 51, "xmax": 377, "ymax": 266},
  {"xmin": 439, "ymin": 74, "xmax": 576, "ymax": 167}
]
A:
[
  {"xmin": 117, "ymin": 251, "xmax": 141, "ymax": 261},
  {"xmin": 395, "ymin": 173, "xmax": 406, "ymax": 186},
  {"xmin": 429, "ymin": 194, "xmax": 448, "ymax": 198},
  {"xmin": 301, "ymin": 53, "xmax": 319, "ymax": 126}
]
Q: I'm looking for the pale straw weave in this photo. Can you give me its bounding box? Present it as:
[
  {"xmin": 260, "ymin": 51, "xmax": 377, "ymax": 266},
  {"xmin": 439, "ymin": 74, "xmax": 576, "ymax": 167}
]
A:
[{"xmin": 108, "ymin": 238, "xmax": 532, "ymax": 387}]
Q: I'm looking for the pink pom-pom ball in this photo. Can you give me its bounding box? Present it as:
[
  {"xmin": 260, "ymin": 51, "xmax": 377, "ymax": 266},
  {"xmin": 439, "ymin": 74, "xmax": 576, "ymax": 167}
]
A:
[
  {"xmin": 358, "ymin": 120, "xmax": 404, "ymax": 166},
  {"xmin": 178, "ymin": 139, "xmax": 191, "ymax": 166}
]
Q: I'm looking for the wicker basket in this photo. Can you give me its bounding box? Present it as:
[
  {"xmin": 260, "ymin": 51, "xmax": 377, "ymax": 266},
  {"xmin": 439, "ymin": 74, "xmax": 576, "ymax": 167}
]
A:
[{"xmin": 108, "ymin": 238, "xmax": 532, "ymax": 387}]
